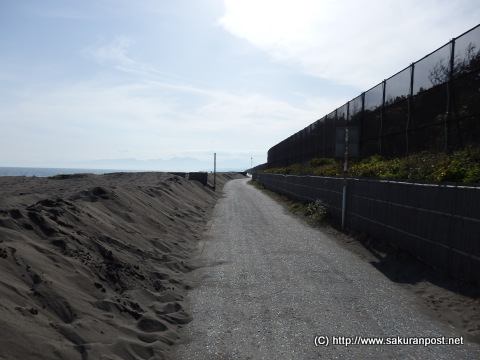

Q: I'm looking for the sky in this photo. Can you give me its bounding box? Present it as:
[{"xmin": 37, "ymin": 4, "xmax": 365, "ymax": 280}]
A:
[{"xmin": 1, "ymin": 0, "xmax": 479, "ymax": 171}]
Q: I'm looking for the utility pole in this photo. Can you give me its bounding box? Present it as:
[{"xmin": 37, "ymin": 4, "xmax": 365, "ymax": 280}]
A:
[{"xmin": 213, "ymin": 153, "xmax": 216, "ymax": 192}]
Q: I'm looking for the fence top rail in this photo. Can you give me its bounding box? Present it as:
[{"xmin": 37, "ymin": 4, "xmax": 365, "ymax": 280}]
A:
[
  {"xmin": 266, "ymin": 23, "xmax": 480, "ymax": 165},
  {"xmin": 453, "ymin": 22, "xmax": 480, "ymax": 42},
  {"xmin": 348, "ymin": 177, "xmax": 480, "ymax": 189},
  {"xmin": 255, "ymin": 172, "xmax": 480, "ymax": 189},
  {"xmin": 256, "ymin": 173, "xmax": 342, "ymax": 181},
  {"xmin": 348, "ymin": 23, "xmax": 480, "ymax": 114},
  {"xmin": 335, "ymin": 24, "xmax": 480, "ymax": 122}
]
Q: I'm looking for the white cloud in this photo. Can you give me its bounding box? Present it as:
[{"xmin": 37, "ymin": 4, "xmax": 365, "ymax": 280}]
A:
[
  {"xmin": 219, "ymin": 0, "xmax": 480, "ymax": 89},
  {"xmin": 1, "ymin": 24, "xmax": 350, "ymax": 167},
  {"xmin": 9, "ymin": 1, "xmax": 451, "ymax": 169},
  {"xmin": 2, "ymin": 70, "xmax": 336, "ymax": 165},
  {"xmin": 83, "ymin": 35, "xmax": 135, "ymax": 67},
  {"xmin": 77, "ymin": 35, "xmax": 337, "ymax": 143}
]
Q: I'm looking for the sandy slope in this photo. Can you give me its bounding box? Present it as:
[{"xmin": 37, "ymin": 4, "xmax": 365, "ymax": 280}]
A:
[{"xmin": 0, "ymin": 172, "xmax": 244, "ymax": 360}]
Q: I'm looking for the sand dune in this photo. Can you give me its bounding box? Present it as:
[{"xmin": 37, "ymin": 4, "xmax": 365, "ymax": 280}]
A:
[{"xmin": 0, "ymin": 172, "xmax": 244, "ymax": 360}]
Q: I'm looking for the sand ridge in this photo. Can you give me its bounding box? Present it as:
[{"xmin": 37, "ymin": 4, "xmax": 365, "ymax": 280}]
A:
[{"xmin": 0, "ymin": 171, "xmax": 244, "ymax": 360}]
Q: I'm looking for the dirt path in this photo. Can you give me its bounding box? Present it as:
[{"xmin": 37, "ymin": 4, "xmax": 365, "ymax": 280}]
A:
[{"xmin": 174, "ymin": 178, "xmax": 480, "ymax": 359}]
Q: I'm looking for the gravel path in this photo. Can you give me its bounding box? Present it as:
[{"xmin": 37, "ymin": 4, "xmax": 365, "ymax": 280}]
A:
[{"xmin": 174, "ymin": 178, "xmax": 480, "ymax": 359}]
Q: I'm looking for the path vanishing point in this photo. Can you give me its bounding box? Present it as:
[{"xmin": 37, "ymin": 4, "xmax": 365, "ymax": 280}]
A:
[{"xmin": 174, "ymin": 178, "xmax": 480, "ymax": 359}]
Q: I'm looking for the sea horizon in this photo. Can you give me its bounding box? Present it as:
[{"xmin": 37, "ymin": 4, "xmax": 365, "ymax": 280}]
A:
[
  {"xmin": 0, "ymin": 166, "xmax": 160, "ymax": 177},
  {"xmin": 0, "ymin": 166, "xmax": 242, "ymax": 177}
]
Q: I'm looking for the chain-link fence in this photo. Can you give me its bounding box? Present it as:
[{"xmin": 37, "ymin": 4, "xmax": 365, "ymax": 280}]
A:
[{"xmin": 267, "ymin": 24, "xmax": 480, "ymax": 168}]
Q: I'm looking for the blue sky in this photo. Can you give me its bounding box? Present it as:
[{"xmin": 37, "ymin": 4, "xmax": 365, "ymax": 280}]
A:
[{"xmin": 1, "ymin": 0, "xmax": 479, "ymax": 171}]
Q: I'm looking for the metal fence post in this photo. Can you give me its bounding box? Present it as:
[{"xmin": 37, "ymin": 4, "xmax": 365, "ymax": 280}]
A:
[
  {"xmin": 380, "ymin": 80, "xmax": 386, "ymax": 155},
  {"xmin": 323, "ymin": 117, "xmax": 327, "ymax": 158},
  {"xmin": 341, "ymin": 102, "xmax": 350, "ymax": 230},
  {"xmin": 407, "ymin": 63, "xmax": 415, "ymax": 156},
  {"xmin": 342, "ymin": 127, "xmax": 349, "ymax": 230},
  {"xmin": 360, "ymin": 92, "xmax": 365, "ymax": 157},
  {"xmin": 446, "ymin": 38, "xmax": 456, "ymax": 153}
]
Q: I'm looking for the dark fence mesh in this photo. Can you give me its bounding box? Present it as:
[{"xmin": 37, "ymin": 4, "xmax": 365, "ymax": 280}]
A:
[
  {"xmin": 253, "ymin": 173, "xmax": 480, "ymax": 286},
  {"xmin": 324, "ymin": 110, "xmax": 337, "ymax": 158},
  {"xmin": 267, "ymin": 24, "xmax": 480, "ymax": 168}
]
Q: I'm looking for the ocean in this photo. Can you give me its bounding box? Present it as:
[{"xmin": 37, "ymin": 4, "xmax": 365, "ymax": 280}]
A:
[{"xmin": 0, "ymin": 167, "xmax": 136, "ymax": 177}]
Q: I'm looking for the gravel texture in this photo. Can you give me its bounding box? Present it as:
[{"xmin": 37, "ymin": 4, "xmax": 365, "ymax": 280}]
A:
[{"xmin": 174, "ymin": 178, "xmax": 480, "ymax": 359}]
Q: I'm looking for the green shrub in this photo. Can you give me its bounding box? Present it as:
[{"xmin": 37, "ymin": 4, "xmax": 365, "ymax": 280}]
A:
[
  {"xmin": 288, "ymin": 199, "xmax": 329, "ymax": 226},
  {"xmin": 259, "ymin": 146, "xmax": 480, "ymax": 183},
  {"xmin": 350, "ymin": 155, "xmax": 389, "ymax": 178},
  {"xmin": 305, "ymin": 199, "xmax": 329, "ymax": 225},
  {"xmin": 432, "ymin": 146, "xmax": 480, "ymax": 182},
  {"xmin": 311, "ymin": 159, "xmax": 343, "ymax": 177}
]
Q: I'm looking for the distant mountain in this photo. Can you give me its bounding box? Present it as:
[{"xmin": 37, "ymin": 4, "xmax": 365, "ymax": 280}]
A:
[{"xmin": 70, "ymin": 157, "xmax": 248, "ymax": 172}]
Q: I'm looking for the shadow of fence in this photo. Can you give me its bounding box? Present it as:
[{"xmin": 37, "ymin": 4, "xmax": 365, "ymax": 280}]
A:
[{"xmin": 253, "ymin": 172, "xmax": 480, "ymax": 286}]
